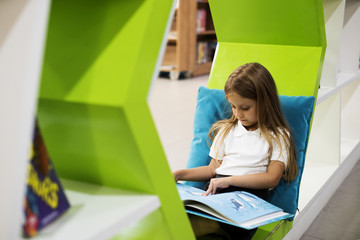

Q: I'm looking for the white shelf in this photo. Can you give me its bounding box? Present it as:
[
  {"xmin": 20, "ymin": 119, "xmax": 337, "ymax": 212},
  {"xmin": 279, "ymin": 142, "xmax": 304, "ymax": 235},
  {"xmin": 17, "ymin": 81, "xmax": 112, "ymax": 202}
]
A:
[
  {"xmin": 288, "ymin": 143, "xmax": 360, "ymax": 240},
  {"xmin": 298, "ymin": 161, "xmax": 338, "ymax": 213},
  {"xmin": 317, "ymin": 71, "xmax": 360, "ymax": 105},
  {"xmin": 25, "ymin": 179, "xmax": 160, "ymax": 240}
]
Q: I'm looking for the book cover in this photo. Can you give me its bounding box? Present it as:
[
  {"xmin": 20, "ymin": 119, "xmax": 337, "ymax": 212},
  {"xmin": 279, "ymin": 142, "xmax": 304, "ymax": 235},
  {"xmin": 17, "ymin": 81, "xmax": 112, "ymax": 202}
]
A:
[
  {"xmin": 196, "ymin": 42, "xmax": 205, "ymax": 64},
  {"xmin": 22, "ymin": 123, "xmax": 70, "ymax": 238},
  {"xmin": 177, "ymin": 183, "xmax": 293, "ymax": 230},
  {"xmin": 196, "ymin": 9, "xmax": 206, "ymax": 33}
]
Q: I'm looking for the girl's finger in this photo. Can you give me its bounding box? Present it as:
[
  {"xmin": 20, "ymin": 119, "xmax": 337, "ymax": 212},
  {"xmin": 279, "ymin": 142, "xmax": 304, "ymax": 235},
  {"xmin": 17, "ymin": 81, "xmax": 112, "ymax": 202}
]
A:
[
  {"xmin": 202, "ymin": 189, "xmax": 210, "ymax": 196},
  {"xmin": 210, "ymin": 180, "xmax": 217, "ymax": 195},
  {"xmin": 203, "ymin": 181, "xmax": 214, "ymax": 196},
  {"xmin": 212, "ymin": 187, "xmax": 216, "ymax": 195},
  {"xmin": 203, "ymin": 186, "xmax": 211, "ymax": 196}
]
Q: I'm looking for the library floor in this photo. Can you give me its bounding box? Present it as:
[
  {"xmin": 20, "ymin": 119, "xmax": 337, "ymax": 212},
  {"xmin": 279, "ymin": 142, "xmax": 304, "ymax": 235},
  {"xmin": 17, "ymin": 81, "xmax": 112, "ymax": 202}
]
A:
[{"xmin": 148, "ymin": 74, "xmax": 360, "ymax": 240}]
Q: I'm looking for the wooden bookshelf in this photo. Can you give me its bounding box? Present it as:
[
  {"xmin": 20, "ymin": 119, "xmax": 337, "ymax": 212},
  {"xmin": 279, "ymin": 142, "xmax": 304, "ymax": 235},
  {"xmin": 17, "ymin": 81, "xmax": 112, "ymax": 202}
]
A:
[{"xmin": 160, "ymin": 0, "xmax": 217, "ymax": 80}]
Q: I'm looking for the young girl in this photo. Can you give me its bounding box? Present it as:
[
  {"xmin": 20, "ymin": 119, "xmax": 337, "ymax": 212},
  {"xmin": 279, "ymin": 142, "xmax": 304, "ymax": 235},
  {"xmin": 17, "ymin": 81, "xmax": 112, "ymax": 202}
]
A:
[{"xmin": 173, "ymin": 62, "xmax": 298, "ymax": 240}]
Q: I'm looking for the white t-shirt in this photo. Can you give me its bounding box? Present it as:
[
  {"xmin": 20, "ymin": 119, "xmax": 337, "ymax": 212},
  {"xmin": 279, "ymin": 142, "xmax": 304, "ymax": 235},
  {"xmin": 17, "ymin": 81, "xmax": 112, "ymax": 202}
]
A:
[{"xmin": 209, "ymin": 121, "xmax": 288, "ymax": 176}]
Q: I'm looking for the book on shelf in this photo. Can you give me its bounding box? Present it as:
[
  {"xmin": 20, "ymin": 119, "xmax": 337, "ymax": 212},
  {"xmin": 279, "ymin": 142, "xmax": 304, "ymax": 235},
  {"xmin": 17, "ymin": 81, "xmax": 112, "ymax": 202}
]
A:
[
  {"xmin": 167, "ymin": 31, "xmax": 177, "ymax": 40},
  {"xmin": 196, "ymin": 41, "xmax": 217, "ymax": 64},
  {"xmin": 177, "ymin": 183, "xmax": 293, "ymax": 230},
  {"xmin": 22, "ymin": 122, "xmax": 70, "ymax": 238},
  {"xmin": 196, "ymin": 9, "xmax": 207, "ymax": 33},
  {"xmin": 197, "ymin": 41, "xmax": 206, "ymax": 64}
]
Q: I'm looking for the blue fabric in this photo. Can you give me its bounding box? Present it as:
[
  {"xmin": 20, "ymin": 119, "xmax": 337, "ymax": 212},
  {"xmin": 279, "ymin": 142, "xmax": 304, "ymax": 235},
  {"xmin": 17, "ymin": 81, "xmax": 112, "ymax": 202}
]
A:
[
  {"xmin": 185, "ymin": 87, "xmax": 232, "ymax": 188},
  {"xmin": 185, "ymin": 86, "xmax": 315, "ymax": 219}
]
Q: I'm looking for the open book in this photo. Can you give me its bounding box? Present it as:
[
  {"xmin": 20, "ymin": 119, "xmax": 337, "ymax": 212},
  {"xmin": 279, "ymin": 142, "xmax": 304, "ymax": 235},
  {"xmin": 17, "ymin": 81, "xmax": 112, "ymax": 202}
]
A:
[{"xmin": 177, "ymin": 183, "xmax": 293, "ymax": 230}]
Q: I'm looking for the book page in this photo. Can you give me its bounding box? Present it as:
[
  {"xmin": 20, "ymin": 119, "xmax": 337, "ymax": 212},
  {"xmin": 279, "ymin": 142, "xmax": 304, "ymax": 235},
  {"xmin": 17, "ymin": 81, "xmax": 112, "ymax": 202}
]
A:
[{"xmin": 176, "ymin": 183, "xmax": 293, "ymax": 229}]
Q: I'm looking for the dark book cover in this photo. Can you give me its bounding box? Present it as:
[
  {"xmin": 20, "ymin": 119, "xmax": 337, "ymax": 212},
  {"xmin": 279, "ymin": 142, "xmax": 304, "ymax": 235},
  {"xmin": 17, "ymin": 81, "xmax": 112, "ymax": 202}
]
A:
[{"xmin": 22, "ymin": 122, "xmax": 70, "ymax": 238}]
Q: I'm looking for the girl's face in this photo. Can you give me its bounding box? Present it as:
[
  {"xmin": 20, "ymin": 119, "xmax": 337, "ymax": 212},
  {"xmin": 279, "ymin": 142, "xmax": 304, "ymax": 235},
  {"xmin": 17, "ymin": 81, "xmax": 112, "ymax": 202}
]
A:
[{"xmin": 227, "ymin": 92, "xmax": 258, "ymax": 130}]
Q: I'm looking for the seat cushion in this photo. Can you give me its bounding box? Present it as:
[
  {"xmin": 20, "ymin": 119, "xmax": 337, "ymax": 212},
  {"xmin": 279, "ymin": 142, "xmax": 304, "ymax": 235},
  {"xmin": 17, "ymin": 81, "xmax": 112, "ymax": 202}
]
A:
[{"xmin": 185, "ymin": 86, "xmax": 315, "ymax": 218}]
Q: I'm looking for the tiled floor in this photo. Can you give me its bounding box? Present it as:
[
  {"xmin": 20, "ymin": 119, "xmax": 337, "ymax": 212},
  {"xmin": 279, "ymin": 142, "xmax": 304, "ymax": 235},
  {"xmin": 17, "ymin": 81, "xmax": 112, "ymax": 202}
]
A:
[{"xmin": 149, "ymin": 74, "xmax": 360, "ymax": 240}]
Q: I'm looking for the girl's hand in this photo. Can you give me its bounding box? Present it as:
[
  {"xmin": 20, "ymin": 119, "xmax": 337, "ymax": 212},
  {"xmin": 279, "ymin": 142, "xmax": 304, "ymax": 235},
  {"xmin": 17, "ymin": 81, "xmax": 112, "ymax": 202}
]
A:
[
  {"xmin": 173, "ymin": 170, "xmax": 181, "ymax": 182},
  {"xmin": 203, "ymin": 177, "xmax": 231, "ymax": 196}
]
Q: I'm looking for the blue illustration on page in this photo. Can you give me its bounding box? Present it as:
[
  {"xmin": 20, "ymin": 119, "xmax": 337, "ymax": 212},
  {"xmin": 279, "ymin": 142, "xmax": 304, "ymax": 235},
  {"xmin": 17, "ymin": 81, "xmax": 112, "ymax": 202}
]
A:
[{"xmin": 177, "ymin": 183, "xmax": 293, "ymax": 229}]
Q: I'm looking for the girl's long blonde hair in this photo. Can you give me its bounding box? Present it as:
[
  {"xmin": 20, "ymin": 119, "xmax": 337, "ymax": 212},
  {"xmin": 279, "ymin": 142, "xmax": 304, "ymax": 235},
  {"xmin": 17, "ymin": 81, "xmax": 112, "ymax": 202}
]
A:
[{"xmin": 208, "ymin": 62, "xmax": 298, "ymax": 182}]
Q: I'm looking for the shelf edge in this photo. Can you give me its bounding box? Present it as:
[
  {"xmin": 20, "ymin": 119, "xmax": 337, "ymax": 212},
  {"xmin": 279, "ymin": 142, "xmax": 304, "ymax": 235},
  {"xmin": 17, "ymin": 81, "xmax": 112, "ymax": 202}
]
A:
[
  {"xmin": 317, "ymin": 71, "xmax": 360, "ymax": 105},
  {"xmin": 25, "ymin": 179, "xmax": 161, "ymax": 240}
]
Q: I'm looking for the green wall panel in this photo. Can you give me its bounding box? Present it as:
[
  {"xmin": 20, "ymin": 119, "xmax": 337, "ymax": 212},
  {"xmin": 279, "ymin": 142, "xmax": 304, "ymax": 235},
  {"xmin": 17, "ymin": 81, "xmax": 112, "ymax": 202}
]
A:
[
  {"xmin": 40, "ymin": 0, "xmax": 146, "ymax": 106},
  {"xmin": 123, "ymin": 100, "xmax": 195, "ymax": 239},
  {"xmin": 38, "ymin": 99, "xmax": 153, "ymax": 193},
  {"xmin": 111, "ymin": 209, "xmax": 172, "ymax": 240},
  {"xmin": 209, "ymin": 42, "xmax": 323, "ymax": 96},
  {"xmin": 253, "ymin": 220, "xmax": 293, "ymax": 239},
  {"xmin": 38, "ymin": 0, "xmax": 195, "ymax": 239},
  {"xmin": 208, "ymin": 0, "xmax": 326, "ymax": 98},
  {"xmin": 209, "ymin": 0, "xmax": 326, "ymax": 47}
]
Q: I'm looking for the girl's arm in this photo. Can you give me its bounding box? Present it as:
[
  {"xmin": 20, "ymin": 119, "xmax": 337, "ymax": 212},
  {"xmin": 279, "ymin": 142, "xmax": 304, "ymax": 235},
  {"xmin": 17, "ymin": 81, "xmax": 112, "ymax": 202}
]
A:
[
  {"xmin": 203, "ymin": 160, "xmax": 285, "ymax": 196},
  {"xmin": 173, "ymin": 159, "xmax": 220, "ymax": 182}
]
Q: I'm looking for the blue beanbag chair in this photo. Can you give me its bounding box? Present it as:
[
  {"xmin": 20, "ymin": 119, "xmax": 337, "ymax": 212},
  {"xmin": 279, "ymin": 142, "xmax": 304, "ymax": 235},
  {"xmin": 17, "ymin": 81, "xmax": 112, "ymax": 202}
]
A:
[{"xmin": 185, "ymin": 86, "xmax": 315, "ymax": 218}]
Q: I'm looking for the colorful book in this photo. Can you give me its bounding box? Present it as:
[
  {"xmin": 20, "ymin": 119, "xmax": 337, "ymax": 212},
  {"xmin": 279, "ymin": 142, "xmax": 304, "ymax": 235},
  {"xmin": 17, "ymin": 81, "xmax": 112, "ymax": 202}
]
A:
[
  {"xmin": 196, "ymin": 41, "xmax": 206, "ymax": 64},
  {"xmin": 196, "ymin": 9, "xmax": 206, "ymax": 33},
  {"xmin": 196, "ymin": 41, "xmax": 217, "ymax": 64},
  {"xmin": 22, "ymin": 123, "xmax": 70, "ymax": 238},
  {"xmin": 177, "ymin": 183, "xmax": 293, "ymax": 230}
]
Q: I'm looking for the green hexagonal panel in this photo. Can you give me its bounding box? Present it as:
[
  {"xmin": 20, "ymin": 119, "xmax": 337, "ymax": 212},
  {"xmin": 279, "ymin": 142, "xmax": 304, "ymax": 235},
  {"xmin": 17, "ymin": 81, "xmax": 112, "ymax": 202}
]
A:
[
  {"xmin": 208, "ymin": 42, "xmax": 324, "ymax": 96},
  {"xmin": 37, "ymin": 0, "xmax": 194, "ymax": 239},
  {"xmin": 208, "ymin": 0, "xmax": 326, "ymax": 97},
  {"xmin": 209, "ymin": 0, "xmax": 325, "ymax": 47}
]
